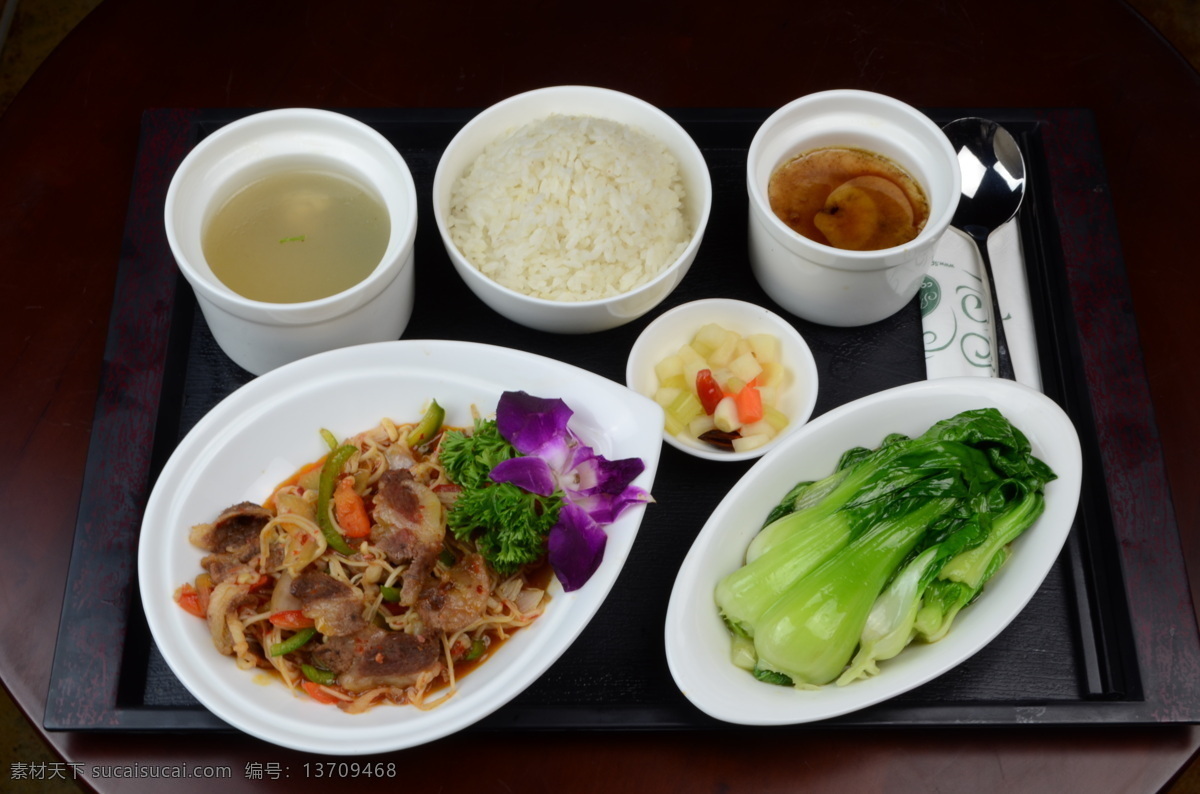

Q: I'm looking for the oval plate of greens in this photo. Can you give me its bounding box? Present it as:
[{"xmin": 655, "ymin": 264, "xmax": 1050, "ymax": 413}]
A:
[
  {"xmin": 665, "ymin": 377, "xmax": 1081, "ymax": 725},
  {"xmin": 139, "ymin": 340, "xmax": 662, "ymax": 754}
]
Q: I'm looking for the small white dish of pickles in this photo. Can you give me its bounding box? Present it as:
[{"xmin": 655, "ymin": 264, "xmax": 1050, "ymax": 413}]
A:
[{"xmin": 625, "ymin": 298, "xmax": 818, "ymax": 461}]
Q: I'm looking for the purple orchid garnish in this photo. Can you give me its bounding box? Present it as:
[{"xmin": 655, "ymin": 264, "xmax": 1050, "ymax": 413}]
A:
[
  {"xmin": 547, "ymin": 504, "xmax": 608, "ymax": 592},
  {"xmin": 489, "ymin": 390, "xmax": 651, "ymax": 591}
]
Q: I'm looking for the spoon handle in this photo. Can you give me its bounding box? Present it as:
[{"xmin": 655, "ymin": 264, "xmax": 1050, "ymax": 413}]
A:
[{"xmin": 965, "ymin": 226, "xmax": 1017, "ymax": 381}]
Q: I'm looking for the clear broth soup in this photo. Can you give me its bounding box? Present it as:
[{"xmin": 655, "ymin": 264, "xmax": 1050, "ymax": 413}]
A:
[{"xmin": 203, "ymin": 170, "xmax": 390, "ymax": 303}]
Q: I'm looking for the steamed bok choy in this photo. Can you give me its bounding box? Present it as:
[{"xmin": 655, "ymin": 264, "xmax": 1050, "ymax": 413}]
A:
[{"xmin": 714, "ymin": 408, "xmax": 1056, "ymax": 689}]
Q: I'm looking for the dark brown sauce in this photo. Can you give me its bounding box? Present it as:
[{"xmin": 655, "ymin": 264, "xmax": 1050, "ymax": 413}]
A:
[{"xmin": 768, "ymin": 146, "xmax": 929, "ymax": 251}]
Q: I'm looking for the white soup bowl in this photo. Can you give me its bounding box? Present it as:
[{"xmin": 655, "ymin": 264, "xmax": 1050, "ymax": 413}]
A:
[
  {"xmin": 165, "ymin": 108, "xmax": 418, "ymax": 375},
  {"xmin": 747, "ymin": 90, "xmax": 960, "ymax": 327}
]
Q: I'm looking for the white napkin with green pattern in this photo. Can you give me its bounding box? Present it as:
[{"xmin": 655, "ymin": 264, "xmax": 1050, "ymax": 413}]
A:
[{"xmin": 920, "ymin": 220, "xmax": 1042, "ymax": 391}]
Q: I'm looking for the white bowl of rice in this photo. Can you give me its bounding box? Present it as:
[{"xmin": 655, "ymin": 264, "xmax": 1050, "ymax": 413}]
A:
[{"xmin": 433, "ymin": 85, "xmax": 712, "ymax": 334}]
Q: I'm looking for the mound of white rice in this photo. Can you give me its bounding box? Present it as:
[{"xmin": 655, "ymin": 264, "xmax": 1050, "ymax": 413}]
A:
[{"xmin": 447, "ymin": 114, "xmax": 691, "ymax": 302}]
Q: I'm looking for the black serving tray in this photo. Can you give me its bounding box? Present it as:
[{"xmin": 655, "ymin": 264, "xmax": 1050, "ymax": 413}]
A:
[{"xmin": 44, "ymin": 107, "xmax": 1200, "ymax": 733}]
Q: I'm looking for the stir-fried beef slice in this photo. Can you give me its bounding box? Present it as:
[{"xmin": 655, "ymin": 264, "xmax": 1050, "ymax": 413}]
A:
[
  {"xmin": 417, "ymin": 552, "xmax": 490, "ymax": 634},
  {"xmin": 310, "ymin": 626, "xmax": 441, "ymax": 692},
  {"xmin": 371, "ymin": 469, "xmax": 446, "ymax": 605},
  {"xmin": 189, "ymin": 502, "xmax": 272, "ymax": 562},
  {"xmin": 201, "ymin": 554, "xmax": 255, "ymax": 585},
  {"xmin": 400, "ymin": 553, "xmax": 440, "ymax": 611},
  {"xmin": 371, "ymin": 470, "xmax": 445, "ymax": 557},
  {"xmin": 290, "ymin": 570, "xmax": 367, "ymax": 636}
]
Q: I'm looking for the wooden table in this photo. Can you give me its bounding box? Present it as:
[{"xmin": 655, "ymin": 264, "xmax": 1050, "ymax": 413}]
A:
[{"xmin": 3, "ymin": 1, "xmax": 1198, "ymax": 791}]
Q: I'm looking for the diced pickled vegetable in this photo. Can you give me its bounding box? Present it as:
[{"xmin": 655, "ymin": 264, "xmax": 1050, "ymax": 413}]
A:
[
  {"xmin": 730, "ymin": 352, "xmax": 763, "ymax": 384},
  {"xmin": 763, "ymin": 406, "xmax": 789, "ymax": 431},
  {"xmin": 659, "ymin": 373, "xmax": 687, "ymax": 391},
  {"xmin": 740, "ymin": 419, "xmax": 774, "ymax": 438},
  {"xmin": 696, "ymin": 369, "xmax": 724, "ymax": 415},
  {"xmin": 653, "ymin": 326, "xmax": 794, "ymax": 452},
  {"xmin": 654, "ymin": 386, "xmax": 683, "ymax": 408},
  {"xmin": 693, "ymin": 323, "xmax": 730, "ymax": 352},
  {"xmin": 758, "ymin": 361, "xmax": 786, "ymax": 389},
  {"xmin": 667, "ymin": 390, "xmax": 704, "ymax": 427},
  {"xmin": 732, "ymin": 433, "xmax": 771, "ymax": 453},
  {"xmin": 735, "ymin": 385, "xmax": 764, "ymax": 424},
  {"xmin": 713, "ymin": 396, "xmax": 740, "ymax": 433},
  {"xmin": 683, "ymin": 362, "xmax": 707, "ymax": 397},
  {"xmin": 677, "ymin": 343, "xmax": 707, "ymax": 369},
  {"xmin": 655, "ymin": 354, "xmax": 684, "ymax": 382},
  {"xmin": 748, "ymin": 333, "xmax": 781, "ymax": 363},
  {"xmin": 708, "ymin": 333, "xmax": 740, "ymax": 368},
  {"xmin": 688, "ymin": 414, "xmax": 717, "ymax": 438},
  {"xmin": 664, "ymin": 411, "xmax": 688, "ymax": 437}
]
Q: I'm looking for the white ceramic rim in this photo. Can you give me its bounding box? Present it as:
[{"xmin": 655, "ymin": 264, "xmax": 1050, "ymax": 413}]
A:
[
  {"xmin": 746, "ymin": 89, "xmax": 960, "ymax": 270},
  {"xmin": 137, "ymin": 339, "xmax": 663, "ymax": 754},
  {"xmin": 626, "ymin": 298, "xmax": 820, "ymax": 462},
  {"xmin": 664, "ymin": 376, "xmax": 1083, "ymax": 725},
  {"xmin": 431, "ymin": 85, "xmax": 713, "ymax": 309},
  {"xmin": 164, "ymin": 108, "xmax": 419, "ymax": 319}
]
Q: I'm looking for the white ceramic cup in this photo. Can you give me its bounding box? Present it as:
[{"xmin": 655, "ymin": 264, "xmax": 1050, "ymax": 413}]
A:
[
  {"xmin": 164, "ymin": 108, "xmax": 418, "ymax": 375},
  {"xmin": 746, "ymin": 90, "xmax": 961, "ymax": 327}
]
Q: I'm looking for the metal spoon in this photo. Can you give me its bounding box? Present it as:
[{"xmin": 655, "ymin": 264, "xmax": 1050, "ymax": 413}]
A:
[{"xmin": 941, "ymin": 118, "xmax": 1027, "ymax": 381}]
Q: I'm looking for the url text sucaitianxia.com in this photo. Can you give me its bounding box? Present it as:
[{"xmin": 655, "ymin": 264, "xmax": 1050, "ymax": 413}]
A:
[{"xmin": 9, "ymin": 762, "xmax": 232, "ymax": 781}]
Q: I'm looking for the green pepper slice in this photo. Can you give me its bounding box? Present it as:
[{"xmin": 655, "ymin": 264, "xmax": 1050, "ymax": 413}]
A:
[
  {"xmin": 317, "ymin": 444, "xmax": 358, "ymax": 555},
  {"xmin": 270, "ymin": 627, "xmax": 316, "ymax": 657},
  {"xmin": 301, "ymin": 663, "xmax": 337, "ymax": 685},
  {"xmin": 464, "ymin": 638, "xmax": 486, "ymax": 661},
  {"xmin": 407, "ymin": 400, "xmax": 445, "ymax": 447}
]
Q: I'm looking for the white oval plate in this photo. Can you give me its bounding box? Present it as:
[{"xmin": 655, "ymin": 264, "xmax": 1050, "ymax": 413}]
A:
[
  {"xmin": 138, "ymin": 340, "xmax": 663, "ymax": 754},
  {"xmin": 664, "ymin": 377, "xmax": 1082, "ymax": 725}
]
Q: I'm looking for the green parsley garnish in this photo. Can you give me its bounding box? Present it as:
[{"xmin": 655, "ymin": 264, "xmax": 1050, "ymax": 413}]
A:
[{"xmin": 439, "ymin": 418, "xmax": 561, "ymax": 575}]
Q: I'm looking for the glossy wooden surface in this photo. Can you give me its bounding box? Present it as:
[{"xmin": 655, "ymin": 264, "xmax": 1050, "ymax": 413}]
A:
[{"xmin": 1, "ymin": 0, "xmax": 1198, "ymax": 791}]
